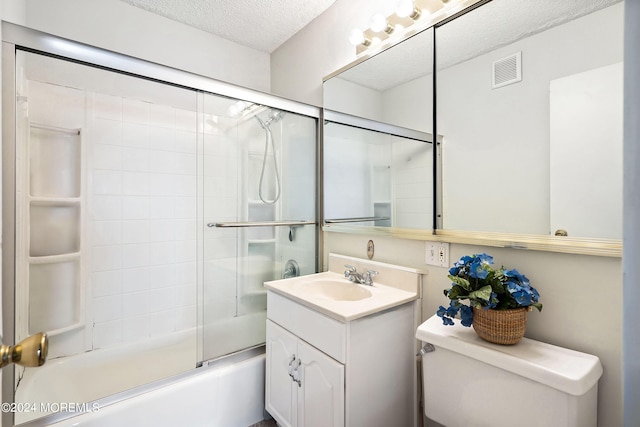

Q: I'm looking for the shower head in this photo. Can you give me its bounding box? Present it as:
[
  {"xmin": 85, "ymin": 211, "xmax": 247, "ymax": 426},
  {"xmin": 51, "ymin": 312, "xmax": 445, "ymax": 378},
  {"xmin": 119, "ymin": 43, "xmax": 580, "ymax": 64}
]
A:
[{"xmin": 258, "ymin": 109, "xmax": 286, "ymax": 129}]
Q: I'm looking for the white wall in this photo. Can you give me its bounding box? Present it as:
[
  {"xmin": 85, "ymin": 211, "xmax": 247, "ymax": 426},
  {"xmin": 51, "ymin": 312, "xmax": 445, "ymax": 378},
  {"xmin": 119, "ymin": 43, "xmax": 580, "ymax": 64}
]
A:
[
  {"xmin": 274, "ymin": 1, "xmax": 625, "ymax": 426},
  {"xmin": 6, "ymin": 0, "xmax": 270, "ymax": 92},
  {"xmin": 271, "ymin": 0, "xmax": 391, "ymax": 105}
]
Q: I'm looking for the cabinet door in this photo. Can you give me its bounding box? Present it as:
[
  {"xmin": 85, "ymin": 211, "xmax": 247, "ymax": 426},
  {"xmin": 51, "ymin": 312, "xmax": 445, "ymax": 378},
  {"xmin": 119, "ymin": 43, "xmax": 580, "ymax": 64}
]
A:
[
  {"xmin": 266, "ymin": 320, "xmax": 298, "ymax": 427},
  {"xmin": 297, "ymin": 339, "xmax": 345, "ymax": 427}
]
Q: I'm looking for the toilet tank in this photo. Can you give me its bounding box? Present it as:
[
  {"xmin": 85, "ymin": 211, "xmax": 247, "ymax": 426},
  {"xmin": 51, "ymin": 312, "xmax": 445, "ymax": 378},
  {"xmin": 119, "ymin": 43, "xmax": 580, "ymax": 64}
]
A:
[{"xmin": 416, "ymin": 315, "xmax": 603, "ymax": 427}]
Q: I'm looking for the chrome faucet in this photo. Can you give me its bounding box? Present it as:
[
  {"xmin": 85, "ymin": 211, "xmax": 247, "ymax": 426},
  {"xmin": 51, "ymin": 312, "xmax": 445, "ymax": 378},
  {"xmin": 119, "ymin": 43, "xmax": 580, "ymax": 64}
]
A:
[{"xmin": 344, "ymin": 264, "xmax": 378, "ymax": 286}]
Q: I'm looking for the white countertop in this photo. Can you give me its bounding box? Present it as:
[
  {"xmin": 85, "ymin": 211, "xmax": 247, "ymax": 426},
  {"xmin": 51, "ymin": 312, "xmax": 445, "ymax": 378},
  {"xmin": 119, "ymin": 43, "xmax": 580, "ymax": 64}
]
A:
[{"xmin": 264, "ymin": 271, "xmax": 418, "ymax": 322}]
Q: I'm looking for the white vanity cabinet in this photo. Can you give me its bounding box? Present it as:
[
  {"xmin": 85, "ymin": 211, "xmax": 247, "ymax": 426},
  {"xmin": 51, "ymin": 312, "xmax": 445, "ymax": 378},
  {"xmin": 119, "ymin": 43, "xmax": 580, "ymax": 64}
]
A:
[
  {"xmin": 265, "ymin": 290, "xmax": 417, "ymax": 427},
  {"xmin": 266, "ymin": 320, "xmax": 345, "ymax": 427}
]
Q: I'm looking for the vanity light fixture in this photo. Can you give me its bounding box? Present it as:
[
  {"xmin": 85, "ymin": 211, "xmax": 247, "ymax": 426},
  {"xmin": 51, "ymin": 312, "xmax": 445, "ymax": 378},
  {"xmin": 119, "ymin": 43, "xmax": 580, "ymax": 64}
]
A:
[{"xmin": 349, "ymin": 0, "xmax": 480, "ymax": 54}]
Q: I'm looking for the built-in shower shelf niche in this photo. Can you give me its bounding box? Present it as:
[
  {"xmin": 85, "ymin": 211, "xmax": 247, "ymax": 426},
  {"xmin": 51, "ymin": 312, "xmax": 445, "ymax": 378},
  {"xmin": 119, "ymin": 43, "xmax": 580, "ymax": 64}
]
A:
[
  {"xmin": 248, "ymin": 200, "xmax": 276, "ymax": 219},
  {"xmin": 23, "ymin": 121, "xmax": 84, "ymax": 337},
  {"xmin": 28, "ymin": 259, "xmax": 82, "ymax": 334},
  {"xmin": 29, "ymin": 123, "xmax": 81, "ymax": 198},
  {"xmin": 247, "ymin": 200, "xmax": 276, "ymax": 240},
  {"xmin": 374, "ymin": 201, "xmax": 392, "ymax": 227},
  {"xmin": 29, "ymin": 202, "xmax": 81, "ymax": 256}
]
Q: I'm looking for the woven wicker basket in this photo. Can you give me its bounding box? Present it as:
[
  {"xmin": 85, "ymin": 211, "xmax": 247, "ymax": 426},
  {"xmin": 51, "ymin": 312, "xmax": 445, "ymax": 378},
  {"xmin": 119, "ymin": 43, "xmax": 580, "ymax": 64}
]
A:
[{"xmin": 472, "ymin": 307, "xmax": 529, "ymax": 345}]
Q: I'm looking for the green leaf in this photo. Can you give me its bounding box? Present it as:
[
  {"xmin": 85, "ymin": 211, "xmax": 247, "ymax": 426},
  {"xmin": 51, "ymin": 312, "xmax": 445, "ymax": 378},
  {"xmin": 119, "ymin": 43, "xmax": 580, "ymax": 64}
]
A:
[
  {"xmin": 467, "ymin": 285, "xmax": 493, "ymax": 302},
  {"xmin": 447, "ymin": 285, "xmax": 468, "ymax": 299},
  {"xmin": 531, "ymin": 302, "xmax": 543, "ymax": 312},
  {"xmin": 491, "ymin": 280, "xmax": 506, "ymax": 294},
  {"xmin": 448, "ymin": 275, "xmax": 471, "ymax": 291}
]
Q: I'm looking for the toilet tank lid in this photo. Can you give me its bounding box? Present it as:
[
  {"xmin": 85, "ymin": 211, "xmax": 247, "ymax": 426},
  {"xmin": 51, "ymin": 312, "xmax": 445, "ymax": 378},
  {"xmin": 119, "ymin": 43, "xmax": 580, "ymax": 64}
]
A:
[{"xmin": 416, "ymin": 315, "xmax": 603, "ymax": 396}]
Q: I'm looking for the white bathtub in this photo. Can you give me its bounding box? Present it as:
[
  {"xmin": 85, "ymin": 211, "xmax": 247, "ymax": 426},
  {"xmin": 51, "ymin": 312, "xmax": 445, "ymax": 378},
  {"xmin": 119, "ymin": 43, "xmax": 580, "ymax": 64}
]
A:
[{"xmin": 14, "ymin": 332, "xmax": 267, "ymax": 427}]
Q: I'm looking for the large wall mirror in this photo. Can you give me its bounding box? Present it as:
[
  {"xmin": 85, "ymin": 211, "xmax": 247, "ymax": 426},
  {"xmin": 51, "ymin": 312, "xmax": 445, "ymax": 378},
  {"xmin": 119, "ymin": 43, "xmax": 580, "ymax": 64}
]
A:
[
  {"xmin": 323, "ymin": 0, "xmax": 623, "ymax": 248},
  {"xmin": 323, "ymin": 28, "xmax": 435, "ymax": 230},
  {"xmin": 438, "ymin": 0, "xmax": 623, "ymax": 239}
]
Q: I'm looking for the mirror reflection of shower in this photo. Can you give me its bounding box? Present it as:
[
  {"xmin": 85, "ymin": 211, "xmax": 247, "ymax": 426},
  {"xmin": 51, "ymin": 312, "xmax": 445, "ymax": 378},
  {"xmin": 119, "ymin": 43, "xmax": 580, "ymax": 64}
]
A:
[{"xmin": 229, "ymin": 101, "xmax": 285, "ymax": 205}]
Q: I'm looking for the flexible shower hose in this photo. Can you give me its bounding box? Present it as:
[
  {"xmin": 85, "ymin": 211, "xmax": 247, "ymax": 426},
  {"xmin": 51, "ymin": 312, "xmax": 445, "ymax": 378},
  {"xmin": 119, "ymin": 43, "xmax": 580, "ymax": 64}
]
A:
[{"xmin": 257, "ymin": 118, "xmax": 281, "ymax": 205}]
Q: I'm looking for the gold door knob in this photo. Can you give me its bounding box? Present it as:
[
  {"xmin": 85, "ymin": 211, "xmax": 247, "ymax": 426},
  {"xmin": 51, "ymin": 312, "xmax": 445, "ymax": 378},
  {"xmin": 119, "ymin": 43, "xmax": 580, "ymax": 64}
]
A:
[{"xmin": 0, "ymin": 332, "xmax": 48, "ymax": 368}]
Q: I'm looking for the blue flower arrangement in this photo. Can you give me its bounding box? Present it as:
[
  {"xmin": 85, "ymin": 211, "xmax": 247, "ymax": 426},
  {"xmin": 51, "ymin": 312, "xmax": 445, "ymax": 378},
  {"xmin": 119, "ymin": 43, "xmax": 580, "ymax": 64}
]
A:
[{"xmin": 437, "ymin": 253, "xmax": 542, "ymax": 327}]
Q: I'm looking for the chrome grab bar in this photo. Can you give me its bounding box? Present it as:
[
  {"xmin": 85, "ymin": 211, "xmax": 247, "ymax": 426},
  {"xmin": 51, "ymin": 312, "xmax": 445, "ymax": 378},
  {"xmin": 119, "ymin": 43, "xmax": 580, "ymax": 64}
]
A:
[
  {"xmin": 324, "ymin": 217, "xmax": 390, "ymax": 224},
  {"xmin": 207, "ymin": 220, "xmax": 316, "ymax": 228}
]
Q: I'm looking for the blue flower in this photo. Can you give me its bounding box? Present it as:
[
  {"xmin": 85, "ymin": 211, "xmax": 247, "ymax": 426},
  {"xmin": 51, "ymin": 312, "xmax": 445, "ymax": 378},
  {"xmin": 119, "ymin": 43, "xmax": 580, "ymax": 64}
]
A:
[
  {"xmin": 504, "ymin": 268, "xmax": 531, "ymax": 288},
  {"xmin": 503, "ymin": 268, "xmax": 519, "ymax": 278},
  {"xmin": 446, "ymin": 304, "xmax": 458, "ymax": 318},
  {"xmin": 512, "ymin": 289, "xmax": 533, "ymax": 306},
  {"xmin": 488, "ymin": 292, "xmax": 498, "ymax": 309},
  {"xmin": 531, "ymin": 287, "xmax": 540, "ymax": 301},
  {"xmin": 437, "ymin": 302, "xmax": 463, "ymax": 326},
  {"xmin": 449, "ymin": 255, "xmax": 472, "ymax": 275},
  {"xmin": 469, "ymin": 258, "xmax": 489, "ymax": 279},
  {"xmin": 459, "ymin": 305, "xmax": 473, "ymax": 327},
  {"xmin": 506, "ymin": 280, "xmax": 522, "ymax": 292},
  {"xmin": 476, "ymin": 253, "xmax": 494, "ymax": 264}
]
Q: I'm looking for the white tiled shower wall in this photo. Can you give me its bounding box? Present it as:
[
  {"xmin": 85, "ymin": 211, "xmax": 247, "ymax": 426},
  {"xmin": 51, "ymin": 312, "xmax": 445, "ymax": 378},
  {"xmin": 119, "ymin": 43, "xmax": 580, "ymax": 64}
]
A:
[{"xmin": 88, "ymin": 91, "xmax": 198, "ymax": 349}]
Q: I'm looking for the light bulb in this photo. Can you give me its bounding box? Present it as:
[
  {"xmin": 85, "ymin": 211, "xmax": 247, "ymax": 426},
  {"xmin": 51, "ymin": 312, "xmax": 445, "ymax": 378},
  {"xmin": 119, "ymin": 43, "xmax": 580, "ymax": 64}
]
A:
[
  {"xmin": 395, "ymin": 0, "xmax": 421, "ymax": 20},
  {"xmin": 370, "ymin": 14, "xmax": 389, "ymax": 33},
  {"xmin": 395, "ymin": 0, "xmax": 414, "ymax": 18},
  {"xmin": 348, "ymin": 28, "xmax": 370, "ymax": 46}
]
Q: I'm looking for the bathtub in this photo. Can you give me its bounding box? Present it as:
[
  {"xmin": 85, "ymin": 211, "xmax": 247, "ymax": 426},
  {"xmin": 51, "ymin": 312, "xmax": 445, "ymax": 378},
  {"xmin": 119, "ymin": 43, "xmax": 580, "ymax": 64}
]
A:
[{"xmin": 14, "ymin": 332, "xmax": 267, "ymax": 427}]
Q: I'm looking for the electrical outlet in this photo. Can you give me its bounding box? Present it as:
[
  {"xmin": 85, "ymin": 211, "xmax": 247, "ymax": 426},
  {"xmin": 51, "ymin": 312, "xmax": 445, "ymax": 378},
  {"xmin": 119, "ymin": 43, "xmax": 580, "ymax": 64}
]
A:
[{"xmin": 425, "ymin": 242, "xmax": 450, "ymax": 267}]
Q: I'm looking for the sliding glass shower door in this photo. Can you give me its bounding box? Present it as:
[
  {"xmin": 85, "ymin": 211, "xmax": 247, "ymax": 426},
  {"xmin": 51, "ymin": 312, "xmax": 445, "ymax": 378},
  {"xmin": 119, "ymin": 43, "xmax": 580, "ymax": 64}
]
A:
[
  {"xmin": 3, "ymin": 43, "xmax": 318, "ymax": 426},
  {"xmin": 8, "ymin": 50, "xmax": 200, "ymax": 424},
  {"xmin": 201, "ymin": 94, "xmax": 317, "ymax": 361}
]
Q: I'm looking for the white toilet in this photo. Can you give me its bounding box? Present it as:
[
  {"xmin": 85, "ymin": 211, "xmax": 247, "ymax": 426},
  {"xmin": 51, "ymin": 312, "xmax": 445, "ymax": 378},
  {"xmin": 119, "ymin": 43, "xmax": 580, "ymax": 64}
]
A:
[{"xmin": 416, "ymin": 315, "xmax": 603, "ymax": 427}]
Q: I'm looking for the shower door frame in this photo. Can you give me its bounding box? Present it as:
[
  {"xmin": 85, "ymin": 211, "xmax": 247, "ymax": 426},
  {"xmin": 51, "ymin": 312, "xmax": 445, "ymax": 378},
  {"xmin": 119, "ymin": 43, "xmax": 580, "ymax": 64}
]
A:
[{"xmin": 1, "ymin": 22, "xmax": 322, "ymax": 427}]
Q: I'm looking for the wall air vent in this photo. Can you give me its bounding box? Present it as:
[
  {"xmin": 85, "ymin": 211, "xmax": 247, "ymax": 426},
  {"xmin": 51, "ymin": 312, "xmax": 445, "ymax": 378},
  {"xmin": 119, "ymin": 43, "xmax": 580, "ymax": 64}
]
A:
[{"xmin": 492, "ymin": 52, "xmax": 522, "ymax": 89}]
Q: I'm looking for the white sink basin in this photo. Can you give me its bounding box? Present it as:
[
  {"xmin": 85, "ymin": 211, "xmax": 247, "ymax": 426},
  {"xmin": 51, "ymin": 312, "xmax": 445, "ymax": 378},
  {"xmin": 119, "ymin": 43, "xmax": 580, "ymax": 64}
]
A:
[
  {"xmin": 264, "ymin": 271, "xmax": 418, "ymax": 321},
  {"xmin": 304, "ymin": 279, "xmax": 373, "ymax": 301}
]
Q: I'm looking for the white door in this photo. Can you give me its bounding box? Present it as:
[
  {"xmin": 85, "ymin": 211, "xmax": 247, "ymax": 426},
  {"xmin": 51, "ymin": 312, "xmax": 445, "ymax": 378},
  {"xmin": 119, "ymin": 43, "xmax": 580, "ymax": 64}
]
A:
[
  {"xmin": 297, "ymin": 339, "xmax": 345, "ymax": 427},
  {"xmin": 266, "ymin": 320, "xmax": 298, "ymax": 427},
  {"xmin": 549, "ymin": 62, "xmax": 623, "ymax": 239}
]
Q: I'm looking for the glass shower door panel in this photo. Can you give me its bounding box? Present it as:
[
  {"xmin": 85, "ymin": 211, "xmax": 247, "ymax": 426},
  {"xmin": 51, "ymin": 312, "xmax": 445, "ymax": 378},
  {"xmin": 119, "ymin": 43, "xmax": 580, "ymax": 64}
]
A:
[
  {"xmin": 202, "ymin": 93, "xmax": 317, "ymax": 362},
  {"xmin": 13, "ymin": 51, "xmax": 199, "ymax": 424}
]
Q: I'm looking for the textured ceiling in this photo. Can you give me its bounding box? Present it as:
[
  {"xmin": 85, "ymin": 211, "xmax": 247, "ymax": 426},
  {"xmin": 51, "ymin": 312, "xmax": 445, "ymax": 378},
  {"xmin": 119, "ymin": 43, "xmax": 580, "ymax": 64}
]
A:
[
  {"xmin": 336, "ymin": 0, "xmax": 622, "ymax": 91},
  {"xmin": 118, "ymin": 0, "xmax": 337, "ymax": 53}
]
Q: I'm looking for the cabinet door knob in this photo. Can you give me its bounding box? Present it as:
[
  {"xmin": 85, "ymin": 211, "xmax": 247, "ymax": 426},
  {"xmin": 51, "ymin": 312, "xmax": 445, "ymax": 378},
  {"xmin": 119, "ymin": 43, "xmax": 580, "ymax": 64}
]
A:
[
  {"xmin": 287, "ymin": 354, "xmax": 297, "ymax": 379},
  {"xmin": 292, "ymin": 358, "xmax": 302, "ymax": 387}
]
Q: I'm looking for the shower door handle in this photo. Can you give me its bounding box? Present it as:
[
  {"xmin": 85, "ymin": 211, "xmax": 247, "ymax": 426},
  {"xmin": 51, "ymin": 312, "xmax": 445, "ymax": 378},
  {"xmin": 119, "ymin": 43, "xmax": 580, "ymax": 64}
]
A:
[{"xmin": 0, "ymin": 332, "xmax": 48, "ymax": 368}]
